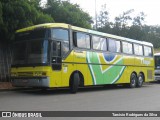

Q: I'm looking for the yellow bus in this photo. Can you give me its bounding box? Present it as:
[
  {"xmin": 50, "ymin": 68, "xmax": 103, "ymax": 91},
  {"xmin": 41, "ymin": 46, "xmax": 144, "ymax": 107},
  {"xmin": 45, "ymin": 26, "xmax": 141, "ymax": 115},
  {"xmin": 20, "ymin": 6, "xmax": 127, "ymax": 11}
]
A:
[{"xmin": 11, "ymin": 23, "xmax": 154, "ymax": 93}]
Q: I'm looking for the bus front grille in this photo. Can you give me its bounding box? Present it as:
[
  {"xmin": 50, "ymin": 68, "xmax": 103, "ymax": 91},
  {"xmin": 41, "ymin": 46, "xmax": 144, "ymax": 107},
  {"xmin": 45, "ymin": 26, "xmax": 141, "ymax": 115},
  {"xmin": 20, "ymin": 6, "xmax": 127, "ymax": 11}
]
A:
[{"xmin": 17, "ymin": 72, "xmax": 33, "ymax": 77}]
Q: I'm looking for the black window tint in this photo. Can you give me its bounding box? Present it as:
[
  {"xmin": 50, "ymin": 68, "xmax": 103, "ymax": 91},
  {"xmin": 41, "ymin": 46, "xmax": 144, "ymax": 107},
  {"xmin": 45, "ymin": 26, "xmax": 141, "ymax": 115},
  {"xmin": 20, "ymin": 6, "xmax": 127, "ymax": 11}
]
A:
[
  {"xmin": 52, "ymin": 41, "xmax": 57, "ymax": 56},
  {"xmin": 57, "ymin": 42, "xmax": 61, "ymax": 56},
  {"xmin": 144, "ymin": 46, "xmax": 152, "ymax": 57},
  {"xmin": 13, "ymin": 42, "xmax": 26, "ymax": 62},
  {"xmin": 77, "ymin": 32, "xmax": 90, "ymax": 49},
  {"xmin": 13, "ymin": 40, "xmax": 49, "ymax": 65},
  {"xmin": 52, "ymin": 29, "xmax": 69, "ymax": 41},
  {"xmin": 108, "ymin": 39, "xmax": 116, "ymax": 52},
  {"xmin": 155, "ymin": 56, "xmax": 160, "ymax": 68},
  {"xmin": 16, "ymin": 29, "xmax": 47, "ymax": 41}
]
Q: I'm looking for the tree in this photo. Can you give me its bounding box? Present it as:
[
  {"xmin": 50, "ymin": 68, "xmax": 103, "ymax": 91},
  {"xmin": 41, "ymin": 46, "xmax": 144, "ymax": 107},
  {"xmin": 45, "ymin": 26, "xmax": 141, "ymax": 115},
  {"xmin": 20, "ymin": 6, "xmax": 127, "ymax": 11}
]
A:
[
  {"xmin": 133, "ymin": 12, "xmax": 146, "ymax": 27},
  {"xmin": 44, "ymin": 0, "xmax": 92, "ymax": 28},
  {"xmin": 127, "ymin": 25, "xmax": 145, "ymax": 40},
  {"xmin": 108, "ymin": 9, "xmax": 134, "ymax": 36},
  {"xmin": 114, "ymin": 9, "xmax": 134, "ymax": 29},
  {"xmin": 0, "ymin": 1, "xmax": 2, "ymax": 25},
  {"xmin": 142, "ymin": 25, "xmax": 160, "ymax": 48},
  {"xmin": 97, "ymin": 4, "xmax": 110, "ymax": 28},
  {"xmin": 0, "ymin": 0, "xmax": 54, "ymax": 42}
]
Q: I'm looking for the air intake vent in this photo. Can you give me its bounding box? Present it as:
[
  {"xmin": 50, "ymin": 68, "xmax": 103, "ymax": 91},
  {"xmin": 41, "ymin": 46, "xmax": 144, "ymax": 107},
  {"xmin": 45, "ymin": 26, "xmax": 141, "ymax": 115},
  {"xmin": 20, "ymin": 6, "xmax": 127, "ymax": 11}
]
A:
[{"xmin": 147, "ymin": 70, "xmax": 152, "ymax": 79}]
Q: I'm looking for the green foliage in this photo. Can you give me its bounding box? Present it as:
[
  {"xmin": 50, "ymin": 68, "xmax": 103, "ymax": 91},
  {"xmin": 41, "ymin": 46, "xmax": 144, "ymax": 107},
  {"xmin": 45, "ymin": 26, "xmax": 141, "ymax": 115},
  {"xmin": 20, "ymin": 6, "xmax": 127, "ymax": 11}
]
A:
[
  {"xmin": 0, "ymin": 0, "xmax": 92, "ymax": 43},
  {"xmin": 97, "ymin": 4, "xmax": 109, "ymax": 28},
  {"xmin": 133, "ymin": 12, "xmax": 146, "ymax": 26},
  {"xmin": 114, "ymin": 9, "xmax": 134, "ymax": 29},
  {"xmin": 1, "ymin": 0, "xmax": 160, "ymax": 49},
  {"xmin": 0, "ymin": 1, "xmax": 2, "ymax": 25},
  {"xmin": 44, "ymin": 0, "xmax": 92, "ymax": 29},
  {"xmin": 0, "ymin": 0, "xmax": 54, "ymax": 42},
  {"xmin": 97, "ymin": 7, "xmax": 160, "ymax": 48}
]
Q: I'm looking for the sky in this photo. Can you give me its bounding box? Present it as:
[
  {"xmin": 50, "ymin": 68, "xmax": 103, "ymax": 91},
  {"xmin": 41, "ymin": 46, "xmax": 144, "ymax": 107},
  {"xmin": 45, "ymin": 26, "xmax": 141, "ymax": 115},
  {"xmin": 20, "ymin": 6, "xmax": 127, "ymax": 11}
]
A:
[{"xmin": 69, "ymin": 0, "xmax": 160, "ymax": 25}]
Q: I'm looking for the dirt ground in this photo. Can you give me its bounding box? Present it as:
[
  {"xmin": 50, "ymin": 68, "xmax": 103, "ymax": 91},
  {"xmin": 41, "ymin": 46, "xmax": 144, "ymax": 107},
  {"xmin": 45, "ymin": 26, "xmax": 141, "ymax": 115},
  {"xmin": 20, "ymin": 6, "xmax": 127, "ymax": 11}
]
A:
[{"xmin": 0, "ymin": 82, "xmax": 13, "ymax": 90}]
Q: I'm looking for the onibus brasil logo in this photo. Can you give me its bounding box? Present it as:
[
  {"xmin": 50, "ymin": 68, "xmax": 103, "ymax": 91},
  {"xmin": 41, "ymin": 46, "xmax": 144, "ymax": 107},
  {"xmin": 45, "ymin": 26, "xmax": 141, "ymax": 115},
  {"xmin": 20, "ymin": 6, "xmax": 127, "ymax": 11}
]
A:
[{"xmin": 1, "ymin": 112, "xmax": 42, "ymax": 118}]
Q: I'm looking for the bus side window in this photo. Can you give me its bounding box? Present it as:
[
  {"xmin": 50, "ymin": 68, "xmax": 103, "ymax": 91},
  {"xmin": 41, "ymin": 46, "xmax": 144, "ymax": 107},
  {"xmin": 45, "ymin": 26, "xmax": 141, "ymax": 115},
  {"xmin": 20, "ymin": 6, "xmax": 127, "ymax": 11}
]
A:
[
  {"xmin": 51, "ymin": 28, "xmax": 69, "ymax": 57},
  {"xmin": 52, "ymin": 41, "xmax": 61, "ymax": 57},
  {"xmin": 144, "ymin": 46, "xmax": 153, "ymax": 57},
  {"xmin": 73, "ymin": 32, "xmax": 90, "ymax": 49},
  {"xmin": 92, "ymin": 36, "xmax": 101, "ymax": 50},
  {"xmin": 108, "ymin": 38, "xmax": 120, "ymax": 52},
  {"xmin": 92, "ymin": 36, "xmax": 107, "ymax": 51},
  {"xmin": 108, "ymin": 39, "xmax": 116, "ymax": 52},
  {"xmin": 122, "ymin": 42, "xmax": 133, "ymax": 54},
  {"xmin": 100, "ymin": 38, "xmax": 107, "ymax": 51},
  {"xmin": 62, "ymin": 41, "xmax": 69, "ymax": 57},
  {"xmin": 52, "ymin": 41, "xmax": 62, "ymax": 70},
  {"xmin": 115, "ymin": 40, "xmax": 121, "ymax": 52},
  {"xmin": 134, "ymin": 44, "xmax": 143, "ymax": 56}
]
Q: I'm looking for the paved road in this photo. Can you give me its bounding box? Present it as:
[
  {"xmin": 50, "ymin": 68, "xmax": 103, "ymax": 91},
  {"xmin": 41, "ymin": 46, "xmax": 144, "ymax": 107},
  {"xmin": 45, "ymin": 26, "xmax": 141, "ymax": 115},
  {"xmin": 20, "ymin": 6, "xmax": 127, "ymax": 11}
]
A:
[{"xmin": 0, "ymin": 82, "xmax": 160, "ymax": 119}]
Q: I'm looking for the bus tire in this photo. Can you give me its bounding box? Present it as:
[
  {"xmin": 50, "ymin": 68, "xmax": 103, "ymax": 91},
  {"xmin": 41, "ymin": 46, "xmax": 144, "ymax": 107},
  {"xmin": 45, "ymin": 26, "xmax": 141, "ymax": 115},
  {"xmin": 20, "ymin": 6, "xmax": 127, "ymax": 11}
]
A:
[
  {"xmin": 137, "ymin": 73, "xmax": 144, "ymax": 87},
  {"xmin": 129, "ymin": 73, "xmax": 137, "ymax": 88},
  {"xmin": 69, "ymin": 73, "xmax": 79, "ymax": 93}
]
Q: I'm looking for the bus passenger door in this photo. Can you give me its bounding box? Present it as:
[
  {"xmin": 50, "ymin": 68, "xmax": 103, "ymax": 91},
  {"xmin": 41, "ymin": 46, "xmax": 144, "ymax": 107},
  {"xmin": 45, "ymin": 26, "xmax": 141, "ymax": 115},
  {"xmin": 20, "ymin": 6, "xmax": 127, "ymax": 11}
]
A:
[{"xmin": 51, "ymin": 41, "xmax": 62, "ymax": 87}]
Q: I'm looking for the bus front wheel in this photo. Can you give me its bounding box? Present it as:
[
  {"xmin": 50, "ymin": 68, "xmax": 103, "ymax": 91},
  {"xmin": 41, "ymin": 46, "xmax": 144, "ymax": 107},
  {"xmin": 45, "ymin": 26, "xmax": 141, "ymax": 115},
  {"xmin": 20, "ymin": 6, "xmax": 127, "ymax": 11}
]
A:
[
  {"xmin": 69, "ymin": 73, "xmax": 80, "ymax": 93},
  {"xmin": 129, "ymin": 73, "xmax": 137, "ymax": 88}
]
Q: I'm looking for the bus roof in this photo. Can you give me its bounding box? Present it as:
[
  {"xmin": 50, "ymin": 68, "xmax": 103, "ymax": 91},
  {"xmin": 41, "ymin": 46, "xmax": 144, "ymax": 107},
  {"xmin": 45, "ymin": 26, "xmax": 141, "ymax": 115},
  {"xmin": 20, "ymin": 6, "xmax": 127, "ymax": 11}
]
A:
[
  {"xmin": 16, "ymin": 23, "xmax": 69, "ymax": 33},
  {"xmin": 71, "ymin": 25, "xmax": 153, "ymax": 47},
  {"xmin": 16, "ymin": 23, "xmax": 153, "ymax": 47}
]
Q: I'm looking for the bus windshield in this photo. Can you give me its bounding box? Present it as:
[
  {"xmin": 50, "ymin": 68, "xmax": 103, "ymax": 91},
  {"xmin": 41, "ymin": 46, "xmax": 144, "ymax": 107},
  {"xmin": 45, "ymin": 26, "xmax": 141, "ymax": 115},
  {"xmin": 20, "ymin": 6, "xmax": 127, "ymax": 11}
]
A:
[
  {"xmin": 12, "ymin": 29, "xmax": 49, "ymax": 66},
  {"xmin": 155, "ymin": 56, "xmax": 160, "ymax": 69}
]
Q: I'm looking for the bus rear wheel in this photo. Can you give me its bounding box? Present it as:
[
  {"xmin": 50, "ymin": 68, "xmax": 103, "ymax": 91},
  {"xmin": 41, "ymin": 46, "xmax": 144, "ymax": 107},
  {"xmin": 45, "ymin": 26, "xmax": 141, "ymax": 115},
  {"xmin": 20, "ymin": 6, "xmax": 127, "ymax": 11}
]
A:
[
  {"xmin": 129, "ymin": 73, "xmax": 137, "ymax": 88},
  {"xmin": 137, "ymin": 73, "xmax": 144, "ymax": 87},
  {"xmin": 69, "ymin": 73, "xmax": 80, "ymax": 93}
]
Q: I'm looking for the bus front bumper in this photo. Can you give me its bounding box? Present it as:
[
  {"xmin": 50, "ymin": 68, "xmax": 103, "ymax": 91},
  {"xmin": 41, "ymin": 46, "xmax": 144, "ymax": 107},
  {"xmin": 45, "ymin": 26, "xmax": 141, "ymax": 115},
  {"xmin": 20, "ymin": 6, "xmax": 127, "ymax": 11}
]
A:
[{"xmin": 11, "ymin": 77, "xmax": 50, "ymax": 87}]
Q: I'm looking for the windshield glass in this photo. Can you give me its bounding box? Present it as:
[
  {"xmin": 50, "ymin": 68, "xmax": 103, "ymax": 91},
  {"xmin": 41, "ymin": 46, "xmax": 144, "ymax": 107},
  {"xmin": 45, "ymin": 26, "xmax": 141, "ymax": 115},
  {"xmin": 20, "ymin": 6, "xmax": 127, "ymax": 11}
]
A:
[
  {"xmin": 16, "ymin": 29, "xmax": 47, "ymax": 41},
  {"xmin": 155, "ymin": 56, "xmax": 160, "ymax": 69},
  {"xmin": 12, "ymin": 29, "xmax": 49, "ymax": 66},
  {"xmin": 13, "ymin": 40, "xmax": 49, "ymax": 65}
]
